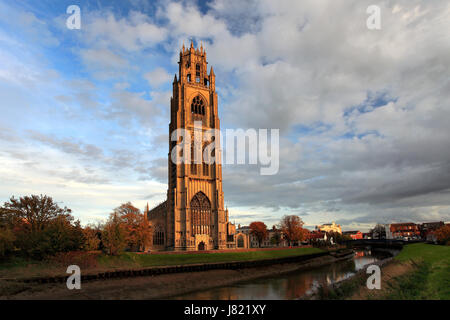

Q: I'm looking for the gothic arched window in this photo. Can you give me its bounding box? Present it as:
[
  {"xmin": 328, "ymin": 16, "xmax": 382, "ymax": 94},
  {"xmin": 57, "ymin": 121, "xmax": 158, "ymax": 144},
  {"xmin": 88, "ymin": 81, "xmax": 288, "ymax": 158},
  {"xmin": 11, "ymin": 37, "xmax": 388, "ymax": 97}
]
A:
[
  {"xmin": 191, "ymin": 95, "xmax": 205, "ymax": 116},
  {"xmin": 153, "ymin": 225, "xmax": 165, "ymax": 245},
  {"xmin": 190, "ymin": 192, "xmax": 211, "ymax": 236}
]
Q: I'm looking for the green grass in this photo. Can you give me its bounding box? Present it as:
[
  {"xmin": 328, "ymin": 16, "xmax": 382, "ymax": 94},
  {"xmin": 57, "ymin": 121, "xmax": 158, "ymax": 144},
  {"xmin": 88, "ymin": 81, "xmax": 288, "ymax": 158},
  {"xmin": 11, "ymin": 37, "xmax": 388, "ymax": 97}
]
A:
[
  {"xmin": 0, "ymin": 256, "xmax": 59, "ymax": 278},
  {"xmin": 97, "ymin": 247, "xmax": 324, "ymax": 269},
  {"xmin": 388, "ymin": 243, "xmax": 450, "ymax": 299},
  {"xmin": 318, "ymin": 243, "xmax": 450, "ymax": 300},
  {"xmin": 0, "ymin": 247, "xmax": 324, "ymax": 279}
]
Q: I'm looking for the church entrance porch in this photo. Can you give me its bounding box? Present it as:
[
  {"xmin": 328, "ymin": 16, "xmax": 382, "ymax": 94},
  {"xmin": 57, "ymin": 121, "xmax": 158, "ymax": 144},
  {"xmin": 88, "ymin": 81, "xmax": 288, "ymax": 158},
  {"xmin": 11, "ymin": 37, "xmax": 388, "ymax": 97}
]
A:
[{"xmin": 194, "ymin": 234, "xmax": 211, "ymax": 251}]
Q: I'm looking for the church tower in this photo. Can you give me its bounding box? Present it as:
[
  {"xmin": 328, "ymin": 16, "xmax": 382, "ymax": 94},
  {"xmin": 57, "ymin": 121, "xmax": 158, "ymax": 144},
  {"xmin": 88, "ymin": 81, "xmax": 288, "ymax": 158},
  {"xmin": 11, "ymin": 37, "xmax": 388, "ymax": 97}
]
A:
[{"xmin": 165, "ymin": 41, "xmax": 227, "ymax": 251}]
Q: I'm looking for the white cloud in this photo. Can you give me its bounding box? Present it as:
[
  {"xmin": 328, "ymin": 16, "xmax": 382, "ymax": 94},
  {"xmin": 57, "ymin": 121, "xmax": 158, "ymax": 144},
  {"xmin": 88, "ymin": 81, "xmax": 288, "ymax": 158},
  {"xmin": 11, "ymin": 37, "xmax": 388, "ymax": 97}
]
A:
[
  {"xmin": 82, "ymin": 11, "xmax": 167, "ymax": 52},
  {"xmin": 144, "ymin": 67, "xmax": 172, "ymax": 87},
  {"xmin": 1, "ymin": 0, "xmax": 450, "ymax": 230}
]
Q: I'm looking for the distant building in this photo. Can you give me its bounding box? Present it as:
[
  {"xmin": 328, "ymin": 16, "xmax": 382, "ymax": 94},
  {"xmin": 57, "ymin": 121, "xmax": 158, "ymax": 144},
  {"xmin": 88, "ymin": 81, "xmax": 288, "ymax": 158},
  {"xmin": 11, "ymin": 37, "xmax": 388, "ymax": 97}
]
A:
[
  {"xmin": 419, "ymin": 221, "xmax": 444, "ymax": 239},
  {"xmin": 235, "ymin": 226, "xmax": 250, "ymax": 248},
  {"xmin": 266, "ymin": 228, "xmax": 288, "ymax": 247},
  {"xmin": 343, "ymin": 230, "xmax": 363, "ymax": 240},
  {"xmin": 308, "ymin": 231, "xmax": 329, "ymax": 243},
  {"xmin": 388, "ymin": 223, "xmax": 420, "ymax": 239},
  {"xmin": 316, "ymin": 222, "xmax": 342, "ymax": 234},
  {"xmin": 237, "ymin": 225, "xmax": 288, "ymax": 248},
  {"xmin": 234, "ymin": 232, "xmax": 250, "ymax": 249}
]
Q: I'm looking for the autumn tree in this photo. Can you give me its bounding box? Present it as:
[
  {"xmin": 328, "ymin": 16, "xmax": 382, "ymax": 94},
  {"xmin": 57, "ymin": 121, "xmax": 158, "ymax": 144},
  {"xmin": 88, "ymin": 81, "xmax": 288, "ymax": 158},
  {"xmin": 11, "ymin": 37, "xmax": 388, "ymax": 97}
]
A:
[
  {"xmin": 82, "ymin": 224, "xmax": 101, "ymax": 251},
  {"xmin": 280, "ymin": 215, "xmax": 306, "ymax": 246},
  {"xmin": 249, "ymin": 221, "xmax": 268, "ymax": 247},
  {"xmin": 2, "ymin": 195, "xmax": 71, "ymax": 233},
  {"xmin": 435, "ymin": 225, "xmax": 450, "ymax": 245},
  {"xmin": 44, "ymin": 214, "xmax": 84, "ymax": 253},
  {"xmin": 114, "ymin": 202, "xmax": 151, "ymax": 251},
  {"xmin": 102, "ymin": 212, "xmax": 127, "ymax": 255},
  {"xmin": 300, "ymin": 228, "xmax": 310, "ymax": 243},
  {"xmin": 1, "ymin": 195, "xmax": 83, "ymax": 259}
]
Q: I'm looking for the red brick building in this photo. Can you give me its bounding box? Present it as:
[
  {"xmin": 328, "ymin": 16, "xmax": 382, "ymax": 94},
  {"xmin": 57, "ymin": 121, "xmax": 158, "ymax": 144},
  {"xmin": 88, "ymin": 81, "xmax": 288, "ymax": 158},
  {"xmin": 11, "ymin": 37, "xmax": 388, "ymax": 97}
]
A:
[
  {"xmin": 343, "ymin": 230, "xmax": 363, "ymax": 240},
  {"xmin": 419, "ymin": 221, "xmax": 444, "ymax": 239},
  {"xmin": 389, "ymin": 223, "xmax": 420, "ymax": 239},
  {"xmin": 308, "ymin": 231, "xmax": 327, "ymax": 242}
]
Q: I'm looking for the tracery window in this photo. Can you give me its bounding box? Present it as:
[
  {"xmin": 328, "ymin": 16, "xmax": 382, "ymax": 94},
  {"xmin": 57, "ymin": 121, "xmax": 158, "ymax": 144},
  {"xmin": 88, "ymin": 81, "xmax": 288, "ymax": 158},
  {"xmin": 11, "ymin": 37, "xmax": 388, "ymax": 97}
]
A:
[
  {"xmin": 191, "ymin": 95, "xmax": 205, "ymax": 115},
  {"xmin": 153, "ymin": 226, "xmax": 165, "ymax": 245},
  {"xmin": 190, "ymin": 192, "xmax": 212, "ymax": 236}
]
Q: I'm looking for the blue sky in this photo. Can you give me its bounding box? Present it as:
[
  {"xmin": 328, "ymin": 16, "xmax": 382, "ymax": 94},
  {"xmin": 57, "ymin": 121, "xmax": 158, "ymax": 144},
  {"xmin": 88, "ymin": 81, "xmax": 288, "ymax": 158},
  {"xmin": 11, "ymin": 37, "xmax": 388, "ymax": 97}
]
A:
[{"xmin": 0, "ymin": 0, "xmax": 449, "ymax": 231}]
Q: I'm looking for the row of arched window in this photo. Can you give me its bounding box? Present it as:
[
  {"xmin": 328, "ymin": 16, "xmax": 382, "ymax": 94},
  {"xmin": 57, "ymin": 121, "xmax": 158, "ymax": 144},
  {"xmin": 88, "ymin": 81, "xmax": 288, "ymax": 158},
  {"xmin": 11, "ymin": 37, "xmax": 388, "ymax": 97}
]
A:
[
  {"xmin": 186, "ymin": 63, "xmax": 209, "ymax": 85},
  {"xmin": 189, "ymin": 140, "xmax": 213, "ymax": 176}
]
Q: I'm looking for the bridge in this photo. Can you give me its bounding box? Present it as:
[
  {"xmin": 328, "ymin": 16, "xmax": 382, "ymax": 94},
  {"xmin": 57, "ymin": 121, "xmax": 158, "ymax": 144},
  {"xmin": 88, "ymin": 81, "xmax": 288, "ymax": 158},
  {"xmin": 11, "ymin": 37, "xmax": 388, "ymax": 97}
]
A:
[{"xmin": 345, "ymin": 239, "xmax": 424, "ymax": 249}]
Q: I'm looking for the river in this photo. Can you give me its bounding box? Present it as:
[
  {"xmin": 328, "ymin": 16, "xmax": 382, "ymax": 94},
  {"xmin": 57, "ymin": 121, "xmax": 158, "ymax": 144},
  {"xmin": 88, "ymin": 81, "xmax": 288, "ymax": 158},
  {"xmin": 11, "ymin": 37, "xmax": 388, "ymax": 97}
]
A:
[{"xmin": 171, "ymin": 249, "xmax": 394, "ymax": 300}]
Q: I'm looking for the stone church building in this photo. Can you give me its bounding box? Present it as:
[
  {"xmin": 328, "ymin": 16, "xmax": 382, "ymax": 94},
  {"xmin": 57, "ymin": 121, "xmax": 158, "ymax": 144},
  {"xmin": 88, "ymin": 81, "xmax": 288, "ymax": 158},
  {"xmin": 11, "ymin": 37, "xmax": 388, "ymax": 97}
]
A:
[{"xmin": 144, "ymin": 42, "xmax": 247, "ymax": 251}]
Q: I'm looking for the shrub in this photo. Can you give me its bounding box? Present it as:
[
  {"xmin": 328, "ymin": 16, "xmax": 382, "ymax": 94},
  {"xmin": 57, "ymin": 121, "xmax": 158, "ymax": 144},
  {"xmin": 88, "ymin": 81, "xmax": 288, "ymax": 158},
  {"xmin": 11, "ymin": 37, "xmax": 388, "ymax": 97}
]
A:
[{"xmin": 0, "ymin": 227, "xmax": 15, "ymax": 259}]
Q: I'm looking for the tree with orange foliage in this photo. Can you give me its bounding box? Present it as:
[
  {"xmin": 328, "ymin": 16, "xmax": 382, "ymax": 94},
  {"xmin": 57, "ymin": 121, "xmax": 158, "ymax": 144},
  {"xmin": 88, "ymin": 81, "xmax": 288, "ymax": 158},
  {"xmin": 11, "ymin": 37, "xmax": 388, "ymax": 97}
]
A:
[
  {"xmin": 280, "ymin": 215, "xmax": 306, "ymax": 246},
  {"xmin": 435, "ymin": 224, "xmax": 450, "ymax": 245},
  {"xmin": 114, "ymin": 202, "xmax": 151, "ymax": 251},
  {"xmin": 300, "ymin": 227, "xmax": 310, "ymax": 243},
  {"xmin": 2, "ymin": 194, "xmax": 71, "ymax": 233},
  {"xmin": 1, "ymin": 195, "xmax": 83, "ymax": 259},
  {"xmin": 82, "ymin": 224, "xmax": 101, "ymax": 251},
  {"xmin": 249, "ymin": 221, "xmax": 268, "ymax": 247},
  {"xmin": 102, "ymin": 212, "xmax": 126, "ymax": 256}
]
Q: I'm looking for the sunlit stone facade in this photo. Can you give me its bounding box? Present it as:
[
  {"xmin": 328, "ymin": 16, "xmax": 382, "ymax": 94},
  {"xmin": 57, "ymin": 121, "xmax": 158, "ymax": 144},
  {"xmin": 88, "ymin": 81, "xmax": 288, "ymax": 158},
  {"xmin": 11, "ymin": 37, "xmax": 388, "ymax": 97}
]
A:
[{"xmin": 145, "ymin": 42, "xmax": 236, "ymax": 251}]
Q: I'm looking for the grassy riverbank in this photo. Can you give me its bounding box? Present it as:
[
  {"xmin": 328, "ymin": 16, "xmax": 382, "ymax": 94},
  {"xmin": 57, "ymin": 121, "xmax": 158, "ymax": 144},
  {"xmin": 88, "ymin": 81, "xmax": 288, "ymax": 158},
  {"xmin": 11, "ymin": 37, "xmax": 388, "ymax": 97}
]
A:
[
  {"xmin": 1, "ymin": 247, "xmax": 326, "ymax": 297},
  {"xmin": 0, "ymin": 247, "xmax": 323, "ymax": 280},
  {"xmin": 383, "ymin": 243, "xmax": 450, "ymax": 299},
  {"xmin": 98, "ymin": 247, "xmax": 323, "ymax": 268},
  {"xmin": 317, "ymin": 243, "xmax": 450, "ymax": 300},
  {"xmin": 2, "ymin": 252, "xmax": 338, "ymax": 299}
]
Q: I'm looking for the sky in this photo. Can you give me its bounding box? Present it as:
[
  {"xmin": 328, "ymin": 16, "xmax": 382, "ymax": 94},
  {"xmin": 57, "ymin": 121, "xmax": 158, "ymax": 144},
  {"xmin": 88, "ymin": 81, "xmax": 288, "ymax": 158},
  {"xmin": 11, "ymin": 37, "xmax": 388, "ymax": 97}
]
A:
[{"xmin": 0, "ymin": 0, "xmax": 449, "ymax": 232}]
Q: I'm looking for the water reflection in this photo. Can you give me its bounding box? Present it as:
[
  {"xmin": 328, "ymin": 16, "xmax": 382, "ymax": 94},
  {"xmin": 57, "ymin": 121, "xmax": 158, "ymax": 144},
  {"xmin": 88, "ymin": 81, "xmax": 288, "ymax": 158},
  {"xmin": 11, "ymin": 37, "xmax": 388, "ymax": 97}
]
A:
[{"xmin": 172, "ymin": 249, "xmax": 390, "ymax": 300}]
